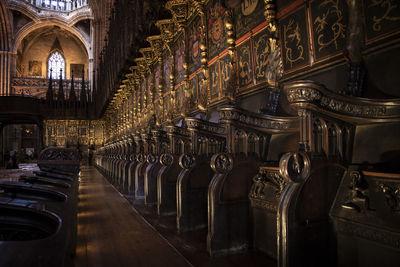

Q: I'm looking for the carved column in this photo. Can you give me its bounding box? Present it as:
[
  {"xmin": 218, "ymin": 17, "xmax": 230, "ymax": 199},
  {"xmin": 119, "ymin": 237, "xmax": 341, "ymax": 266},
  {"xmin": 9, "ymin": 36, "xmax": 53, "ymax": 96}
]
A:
[{"xmin": 297, "ymin": 109, "xmax": 312, "ymax": 152}]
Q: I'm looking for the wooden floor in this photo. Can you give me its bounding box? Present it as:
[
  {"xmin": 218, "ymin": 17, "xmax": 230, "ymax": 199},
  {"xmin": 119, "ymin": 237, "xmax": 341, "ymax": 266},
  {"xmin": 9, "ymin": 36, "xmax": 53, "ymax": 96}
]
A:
[{"xmin": 74, "ymin": 166, "xmax": 192, "ymax": 267}]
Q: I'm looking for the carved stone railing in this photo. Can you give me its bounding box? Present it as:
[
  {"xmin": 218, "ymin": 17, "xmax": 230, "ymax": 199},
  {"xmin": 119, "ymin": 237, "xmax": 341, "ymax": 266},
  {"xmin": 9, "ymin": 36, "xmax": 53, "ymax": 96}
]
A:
[{"xmin": 12, "ymin": 77, "xmax": 90, "ymax": 99}]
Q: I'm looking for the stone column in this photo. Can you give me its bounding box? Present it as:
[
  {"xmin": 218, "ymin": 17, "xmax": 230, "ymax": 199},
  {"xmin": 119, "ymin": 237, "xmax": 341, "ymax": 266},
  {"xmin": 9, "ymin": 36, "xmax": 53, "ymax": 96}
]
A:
[{"xmin": 0, "ymin": 51, "xmax": 12, "ymax": 95}]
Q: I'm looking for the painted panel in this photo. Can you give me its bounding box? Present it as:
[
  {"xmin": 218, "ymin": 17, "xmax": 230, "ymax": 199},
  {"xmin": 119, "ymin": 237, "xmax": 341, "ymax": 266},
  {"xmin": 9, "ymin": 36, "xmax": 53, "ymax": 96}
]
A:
[
  {"xmin": 208, "ymin": 0, "xmax": 228, "ymax": 59},
  {"xmin": 310, "ymin": 0, "xmax": 348, "ymax": 61},
  {"xmin": 237, "ymin": 40, "xmax": 253, "ymax": 87},
  {"xmin": 147, "ymin": 74, "xmax": 152, "ymax": 104},
  {"xmin": 29, "ymin": 61, "xmax": 42, "ymax": 77},
  {"xmin": 235, "ymin": 0, "xmax": 266, "ymax": 38},
  {"xmin": 279, "ymin": 5, "xmax": 310, "ymax": 72},
  {"xmin": 188, "ymin": 15, "xmax": 202, "ymax": 74},
  {"xmin": 155, "ymin": 63, "xmax": 161, "ymax": 99},
  {"xmin": 163, "ymin": 53, "xmax": 172, "ymax": 92},
  {"xmin": 220, "ymin": 54, "xmax": 232, "ymax": 93},
  {"xmin": 175, "ymin": 38, "xmax": 185, "ymax": 84},
  {"xmin": 253, "ymin": 28, "xmax": 269, "ymax": 82},
  {"xmin": 190, "ymin": 76, "xmax": 198, "ymax": 102},
  {"xmin": 210, "ymin": 61, "xmax": 220, "ymax": 99},
  {"xmin": 363, "ymin": 0, "xmax": 400, "ymax": 43}
]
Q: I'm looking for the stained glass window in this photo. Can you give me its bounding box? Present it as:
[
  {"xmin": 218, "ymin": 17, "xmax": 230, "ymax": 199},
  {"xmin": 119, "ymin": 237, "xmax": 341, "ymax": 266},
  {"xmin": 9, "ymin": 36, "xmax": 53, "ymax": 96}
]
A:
[{"xmin": 48, "ymin": 51, "xmax": 65, "ymax": 79}]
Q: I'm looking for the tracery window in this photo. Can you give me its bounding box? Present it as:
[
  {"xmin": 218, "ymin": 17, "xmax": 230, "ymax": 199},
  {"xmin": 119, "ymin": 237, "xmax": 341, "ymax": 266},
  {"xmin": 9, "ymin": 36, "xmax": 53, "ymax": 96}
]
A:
[{"xmin": 48, "ymin": 51, "xmax": 65, "ymax": 79}]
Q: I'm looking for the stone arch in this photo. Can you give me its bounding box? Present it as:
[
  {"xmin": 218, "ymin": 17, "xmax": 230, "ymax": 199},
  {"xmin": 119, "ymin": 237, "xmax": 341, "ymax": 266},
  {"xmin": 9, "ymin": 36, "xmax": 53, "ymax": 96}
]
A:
[{"xmin": 12, "ymin": 21, "xmax": 91, "ymax": 58}]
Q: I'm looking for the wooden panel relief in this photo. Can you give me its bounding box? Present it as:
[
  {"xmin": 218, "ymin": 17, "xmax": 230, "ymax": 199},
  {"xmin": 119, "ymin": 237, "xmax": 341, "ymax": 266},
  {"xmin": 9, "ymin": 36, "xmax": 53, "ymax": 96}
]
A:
[
  {"xmin": 253, "ymin": 28, "xmax": 269, "ymax": 82},
  {"xmin": 163, "ymin": 53, "xmax": 172, "ymax": 92},
  {"xmin": 175, "ymin": 38, "xmax": 185, "ymax": 84},
  {"xmin": 210, "ymin": 61, "xmax": 220, "ymax": 99},
  {"xmin": 237, "ymin": 40, "xmax": 253, "ymax": 88},
  {"xmin": 235, "ymin": 0, "xmax": 266, "ymax": 38},
  {"xmin": 279, "ymin": 5, "xmax": 310, "ymax": 72},
  {"xmin": 310, "ymin": 0, "xmax": 348, "ymax": 61},
  {"xmin": 188, "ymin": 15, "xmax": 202, "ymax": 74},
  {"xmin": 208, "ymin": 0, "xmax": 228, "ymax": 59},
  {"xmin": 363, "ymin": 0, "xmax": 400, "ymax": 43},
  {"xmin": 220, "ymin": 54, "xmax": 232, "ymax": 93}
]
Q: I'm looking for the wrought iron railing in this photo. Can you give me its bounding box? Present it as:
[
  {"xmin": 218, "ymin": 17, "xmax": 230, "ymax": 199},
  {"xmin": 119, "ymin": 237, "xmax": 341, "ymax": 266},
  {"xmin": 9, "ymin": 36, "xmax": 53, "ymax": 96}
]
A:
[{"xmin": 24, "ymin": 0, "xmax": 88, "ymax": 12}]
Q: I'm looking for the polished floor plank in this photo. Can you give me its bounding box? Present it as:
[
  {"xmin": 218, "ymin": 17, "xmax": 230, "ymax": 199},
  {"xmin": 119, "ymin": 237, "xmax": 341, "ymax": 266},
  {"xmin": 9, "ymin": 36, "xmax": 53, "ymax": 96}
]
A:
[{"xmin": 75, "ymin": 166, "xmax": 192, "ymax": 267}]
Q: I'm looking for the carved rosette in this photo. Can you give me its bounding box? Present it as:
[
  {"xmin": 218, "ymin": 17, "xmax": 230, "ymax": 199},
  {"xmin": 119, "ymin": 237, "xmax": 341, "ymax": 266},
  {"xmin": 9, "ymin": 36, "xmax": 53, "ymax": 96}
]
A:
[
  {"xmin": 160, "ymin": 153, "xmax": 174, "ymax": 166},
  {"xmin": 179, "ymin": 153, "xmax": 196, "ymax": 169},
  {"xmin": 211, "ymin": 153, "xmax": 234, "ymax": 174},
  {"xmin": 279, "ymin": 152, "xmax": 311, "ymax": 183}
]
